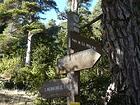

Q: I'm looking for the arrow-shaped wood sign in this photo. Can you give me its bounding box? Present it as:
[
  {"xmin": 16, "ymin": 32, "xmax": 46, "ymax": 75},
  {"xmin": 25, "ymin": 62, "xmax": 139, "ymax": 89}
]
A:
[
  {"xmin": 57, "ymin": 49, "xmax": 101, "ymax": 74},
  {"xmin": 39, "ymin": 77, "xmax": 78, "ymax": 98}
]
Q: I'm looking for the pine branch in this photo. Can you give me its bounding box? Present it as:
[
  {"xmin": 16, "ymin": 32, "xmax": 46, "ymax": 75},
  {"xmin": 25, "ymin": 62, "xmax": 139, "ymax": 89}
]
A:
[{"xmin": 80, "ymin": 14, "xmax": 103, "ymax": 29}]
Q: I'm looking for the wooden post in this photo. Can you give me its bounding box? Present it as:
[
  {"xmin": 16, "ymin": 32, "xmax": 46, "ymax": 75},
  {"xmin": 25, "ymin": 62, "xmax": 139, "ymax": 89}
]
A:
[
  {"xmin": 67, "ymin": 20, "xmax": 75, "ymax": 104},
  {"xmin": 67, "ymin": 71, "xmax": 75, "ymax": 105},
  {"xmin": 67, "ymin": 12, "xmax": 80, "ymax": 105}
]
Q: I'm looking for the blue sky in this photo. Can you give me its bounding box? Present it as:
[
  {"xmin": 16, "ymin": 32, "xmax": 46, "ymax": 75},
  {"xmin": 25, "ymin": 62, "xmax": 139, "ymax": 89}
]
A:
[{"xmin": 40, "ymin": 0, "xmax": 98, "ymax": 25}]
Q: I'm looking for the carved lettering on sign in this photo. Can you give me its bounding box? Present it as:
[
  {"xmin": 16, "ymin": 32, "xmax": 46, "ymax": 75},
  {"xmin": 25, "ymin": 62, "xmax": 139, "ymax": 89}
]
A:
[
  {"xmin": 70, "ymin": 33, "xmax": 102, "ymax": 53},
  {"xmin": 39, "ymin": 78, "xmax": 78, "ymax": 98}
]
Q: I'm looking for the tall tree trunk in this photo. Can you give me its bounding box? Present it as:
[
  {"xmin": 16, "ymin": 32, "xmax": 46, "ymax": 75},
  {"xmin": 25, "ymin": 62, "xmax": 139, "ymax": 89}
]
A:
[
  {"xmin": 101, "ymin": 0, "xmax": 140, "ymax": 105},
  {"xmin": 25, "ymin": 32, "xmax": 32, "ymax": 66}
]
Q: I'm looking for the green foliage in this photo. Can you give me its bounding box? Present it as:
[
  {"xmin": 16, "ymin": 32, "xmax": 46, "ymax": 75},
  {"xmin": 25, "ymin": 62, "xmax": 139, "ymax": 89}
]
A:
[
  {"xmin": 0, "ymin": 3, "xmax": 6, "ymax": 12},
  {"xmin": 0, "ymin": 56, "xmax": 21, "ymax": 73},
  {"xmin": 80, "ymin": 55, "xmax": 110, "ymax": 105},
  {"xmin": 23, "ymin": 22, "xmax": 45, "ymax": 33},
  {"xmin": 79, "ymin": 0, "xmax": 102, "ymax": 40},
  {"xmin": 13, "ymin": 65, "xmax": 46, "ymax": 92},
  {"xmin": 34, "ymin": 97, "xmax": 67, "ymax": 105},
  {"xmin": 91, "ymin": 0, "xmax": 102, "ymax": 39},
  {"xmin": 78, "ymin": 1, "xmax": 111, "ymax": 105},
  {"xmin": 0, "ymin": 0, "xmax": 111, "ymax": 105},
  {"xmin": 22, "ymin": 1, "xmax": 40, "ymax": 14},
  {"xmin": 8, "ymin": 9, "xmax": 28, "ymax": 18},
  {"xmin": 0, "ymin": 35, "xmax": 19, "ymax": 55}
]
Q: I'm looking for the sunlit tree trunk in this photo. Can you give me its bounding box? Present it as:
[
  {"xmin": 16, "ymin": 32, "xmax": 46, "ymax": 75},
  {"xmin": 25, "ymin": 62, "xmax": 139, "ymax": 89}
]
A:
[
  {"xmin": 101, "ymin": 0, "xmax": 140, "ymax": 105},
  {"xmin": 25, "ymin": 31, "xmax": 33, "ymax": 66}
]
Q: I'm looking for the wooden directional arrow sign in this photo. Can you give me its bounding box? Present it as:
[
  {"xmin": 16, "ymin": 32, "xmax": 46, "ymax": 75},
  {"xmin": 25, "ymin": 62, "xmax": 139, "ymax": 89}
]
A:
[
  {"xmin": 39, "ymin": 78, "xmax": 78, "ymax": 98},
  {"xmin": 57, "ymin": 49, "xmax": 101, "ymax": 74},
  {"xmin": 70, "ymin": 33, "xmax": 102, "ymax": 53}
]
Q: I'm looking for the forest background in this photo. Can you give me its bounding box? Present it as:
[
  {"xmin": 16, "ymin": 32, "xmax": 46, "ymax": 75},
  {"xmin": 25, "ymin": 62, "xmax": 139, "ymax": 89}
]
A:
[{"xmin": 0, "ymin": 0, "xmax": 110, "ymax": 105}]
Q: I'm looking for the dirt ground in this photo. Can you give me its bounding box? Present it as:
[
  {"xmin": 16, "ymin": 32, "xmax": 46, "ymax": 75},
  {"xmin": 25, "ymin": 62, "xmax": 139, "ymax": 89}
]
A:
[{"xmin": 0, "ymin": 90, "xmax": 36, "ymax": 105}]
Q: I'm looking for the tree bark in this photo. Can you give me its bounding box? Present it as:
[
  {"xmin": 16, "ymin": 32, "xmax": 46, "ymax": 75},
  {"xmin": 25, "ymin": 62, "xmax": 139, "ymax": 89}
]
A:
[
  {"xmin": 101, "ymin": 0, "xmax": 140, "ymax": 105},
  {"xmin": 25, "ymin": 32, "xmax": 32, "ymax": 66}
]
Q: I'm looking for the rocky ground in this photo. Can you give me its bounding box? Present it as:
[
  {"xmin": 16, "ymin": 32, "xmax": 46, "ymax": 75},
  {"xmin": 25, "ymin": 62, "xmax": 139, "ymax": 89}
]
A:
[{"xmin": 0, "ymin": 89, "xmax": 36, "ymax": 105}]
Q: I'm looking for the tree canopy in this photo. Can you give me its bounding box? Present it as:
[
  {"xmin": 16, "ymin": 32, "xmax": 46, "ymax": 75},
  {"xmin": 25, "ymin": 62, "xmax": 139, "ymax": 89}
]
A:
[{"xmin": 2, "ymin": 0, "xmax": 139, "ymax": 105}]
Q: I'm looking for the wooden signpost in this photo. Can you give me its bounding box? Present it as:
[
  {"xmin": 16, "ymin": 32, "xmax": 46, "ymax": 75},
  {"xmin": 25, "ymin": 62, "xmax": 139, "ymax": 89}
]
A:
[
  {"xmin": 66, "ymin": 11, "xmax": 101, "ymax": 105},
  {"xmin": 39, "ymin": 78, "xmax": 78, "ymax": 98},
  {"xmin": 39, "ymin": 11, "xmax": 101, "ymax": 105},
  {"xmin": 67, "ymin": 12, "xmax": 79, "ymax": 33},
  {"xmin": 57, "ymin": 49, "xmax": 101, "ymax": 74},
  {"xmin": 67, "ymin": 12, "xmax": 80, "ymax": 104}
]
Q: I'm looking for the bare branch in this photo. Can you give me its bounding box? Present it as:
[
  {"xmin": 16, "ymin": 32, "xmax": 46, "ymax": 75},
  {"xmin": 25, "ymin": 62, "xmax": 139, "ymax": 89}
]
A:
[{"xmin": 80, "ymin": 14, "xmax": 103, "ymax": 29}]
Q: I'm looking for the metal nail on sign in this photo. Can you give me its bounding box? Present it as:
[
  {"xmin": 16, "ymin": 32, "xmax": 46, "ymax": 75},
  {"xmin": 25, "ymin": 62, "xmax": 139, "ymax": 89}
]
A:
[{"xmin": 57, "ymin": 48, "xmax": 101, "ymax": 74}]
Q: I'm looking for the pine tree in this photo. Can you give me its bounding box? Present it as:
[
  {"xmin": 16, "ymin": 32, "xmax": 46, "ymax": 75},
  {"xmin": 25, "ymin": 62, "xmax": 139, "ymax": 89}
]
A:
[{"xmin": 101, "ymin": 0, "xmax": 140, "ymax": 105}]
